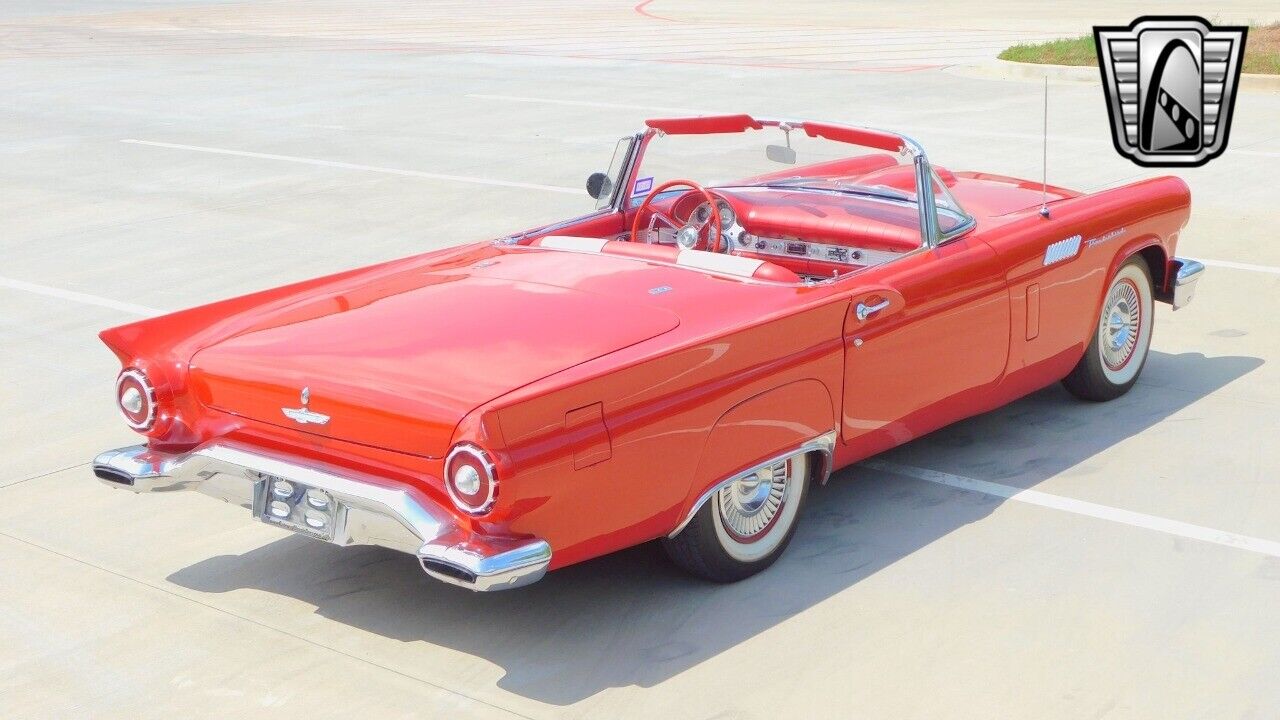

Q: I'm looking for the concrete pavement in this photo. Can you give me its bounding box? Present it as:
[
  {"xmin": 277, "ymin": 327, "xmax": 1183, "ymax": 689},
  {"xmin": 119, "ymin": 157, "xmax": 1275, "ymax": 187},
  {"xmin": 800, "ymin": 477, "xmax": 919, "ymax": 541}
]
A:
[{"xmin": 2, "ymin": 2, "xmax": 1279, "ymax": 718}]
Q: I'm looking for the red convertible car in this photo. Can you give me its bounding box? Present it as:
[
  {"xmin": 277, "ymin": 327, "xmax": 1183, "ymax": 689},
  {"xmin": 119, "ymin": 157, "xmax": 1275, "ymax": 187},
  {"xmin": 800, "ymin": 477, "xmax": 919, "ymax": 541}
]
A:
[{"xmin": 93, "ymin": 115, "xmax": 1202, "ymax": 590}]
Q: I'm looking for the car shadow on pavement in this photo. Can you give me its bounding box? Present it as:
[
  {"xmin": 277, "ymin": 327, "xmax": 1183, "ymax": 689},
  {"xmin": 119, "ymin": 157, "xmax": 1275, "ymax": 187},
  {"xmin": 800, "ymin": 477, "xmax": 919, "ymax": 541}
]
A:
[{"xmin": 167, "ymin": 350, "xmax": 1261, "ymax": 705}]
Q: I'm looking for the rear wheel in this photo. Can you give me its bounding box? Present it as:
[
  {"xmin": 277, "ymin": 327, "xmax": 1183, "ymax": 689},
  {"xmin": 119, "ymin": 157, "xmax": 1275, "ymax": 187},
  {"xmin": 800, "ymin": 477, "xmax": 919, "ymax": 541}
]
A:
[
  {"xmin": 1062, "ymin": 257, "xmax": 1154, "ymax": 401},
  {"xmin": 662, "ymin": 453, "xmax": 809, "ymax": 582}
]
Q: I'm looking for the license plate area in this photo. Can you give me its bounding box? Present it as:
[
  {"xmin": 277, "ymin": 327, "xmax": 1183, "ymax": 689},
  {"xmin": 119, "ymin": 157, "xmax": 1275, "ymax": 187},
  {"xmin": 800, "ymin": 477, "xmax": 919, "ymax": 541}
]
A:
[{"xmin": 253, "ymin": 472, "xmax": 341, "ymax": 542}]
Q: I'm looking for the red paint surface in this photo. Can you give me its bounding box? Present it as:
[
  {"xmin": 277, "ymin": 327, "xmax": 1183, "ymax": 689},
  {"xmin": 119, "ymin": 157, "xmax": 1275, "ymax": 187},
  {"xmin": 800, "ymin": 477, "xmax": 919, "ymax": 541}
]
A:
[
  {"xmin": 100, "ymin": 118, "xmax": 1190, "ymax": 569},
  {"xmin": 644, "ymin": 115, "xmax": 764, "ymax": 135}
]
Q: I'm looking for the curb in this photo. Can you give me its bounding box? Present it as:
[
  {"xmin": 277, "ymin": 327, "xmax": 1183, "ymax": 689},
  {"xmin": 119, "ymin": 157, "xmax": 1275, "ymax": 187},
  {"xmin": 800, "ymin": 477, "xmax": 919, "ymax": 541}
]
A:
[{"xmin": 952, "ymin": 59, "xmax": 1280, "ymax": 93}]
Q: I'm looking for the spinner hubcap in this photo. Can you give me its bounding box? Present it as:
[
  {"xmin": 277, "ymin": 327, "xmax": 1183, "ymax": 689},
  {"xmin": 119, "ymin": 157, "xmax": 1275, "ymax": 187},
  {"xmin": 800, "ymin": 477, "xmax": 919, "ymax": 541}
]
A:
[
  {"xmin": 1102, "ymin": 278, "xmax": 1142, "ymax": 371},
  {"xmin": 717, "ymin": 460, "xmax": 789, "ymax": 542}
]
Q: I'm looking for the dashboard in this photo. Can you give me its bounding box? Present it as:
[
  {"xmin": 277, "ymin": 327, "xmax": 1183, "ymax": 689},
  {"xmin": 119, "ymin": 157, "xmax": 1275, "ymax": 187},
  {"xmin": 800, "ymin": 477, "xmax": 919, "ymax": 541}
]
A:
[
  {"xmin": 637, "ymin": 187, "xmax": 920, "ymax": 280},
  {"xmin": 735, "ymin": 234, "xmax": 902, "ymax": 269}
]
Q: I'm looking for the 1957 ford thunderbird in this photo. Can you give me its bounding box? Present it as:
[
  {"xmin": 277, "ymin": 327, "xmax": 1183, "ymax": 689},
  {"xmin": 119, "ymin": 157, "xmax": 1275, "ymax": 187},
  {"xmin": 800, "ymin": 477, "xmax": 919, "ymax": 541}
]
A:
[{"xmin": 93, "ymin": 115, "xmax": 1203, "ymax": 591}]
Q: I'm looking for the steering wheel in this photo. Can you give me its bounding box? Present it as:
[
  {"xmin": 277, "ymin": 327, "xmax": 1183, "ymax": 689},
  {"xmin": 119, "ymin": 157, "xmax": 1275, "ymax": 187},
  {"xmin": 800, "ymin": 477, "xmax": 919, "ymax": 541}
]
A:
[{"xmin": 630, "ymin": 179, "xmax": 725, "ymax": 254}]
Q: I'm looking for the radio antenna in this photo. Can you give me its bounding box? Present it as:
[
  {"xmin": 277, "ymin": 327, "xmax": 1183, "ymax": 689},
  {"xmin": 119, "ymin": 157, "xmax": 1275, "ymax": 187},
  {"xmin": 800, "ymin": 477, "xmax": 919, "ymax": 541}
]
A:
[{"xmin": 1039, "ymin": 76, "xmax": 1050, "ymax": 219}]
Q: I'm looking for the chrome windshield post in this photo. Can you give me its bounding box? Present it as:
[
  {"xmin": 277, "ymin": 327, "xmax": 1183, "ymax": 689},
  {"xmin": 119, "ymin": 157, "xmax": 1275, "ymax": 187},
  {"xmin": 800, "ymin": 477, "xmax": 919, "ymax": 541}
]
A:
[
  {"xmin": 602, "ymin": 132, "xmax": 643, "ymax": 213},
  {"xmin": 913, "ymin": 154, "xmax": 940, "ymax": 248}
]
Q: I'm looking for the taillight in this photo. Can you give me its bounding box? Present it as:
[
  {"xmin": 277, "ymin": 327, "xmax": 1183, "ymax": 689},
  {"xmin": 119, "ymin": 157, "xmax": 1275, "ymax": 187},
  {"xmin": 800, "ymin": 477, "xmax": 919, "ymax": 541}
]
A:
[
  {"xmin": 444, "ymin": 444, "xmax": 497, "ymax": 515},
  {"xmin": 115, "ymin": 368, "xmax": 156, "ymax": 431}
]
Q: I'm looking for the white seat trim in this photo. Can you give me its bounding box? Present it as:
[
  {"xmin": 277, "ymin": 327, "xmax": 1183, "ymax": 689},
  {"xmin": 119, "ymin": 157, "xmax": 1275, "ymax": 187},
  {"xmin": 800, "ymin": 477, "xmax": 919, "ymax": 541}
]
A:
[
  {"xmin": 536, "ymin": 236, "xmax": 610, "ymax": 253},
  {"xmin": 676, "ymin": 249, "xmax": 765, "ymax": 278},
  {"xmin": 528, "ymin": 237, "xmax": 786, "ymax": 282}
]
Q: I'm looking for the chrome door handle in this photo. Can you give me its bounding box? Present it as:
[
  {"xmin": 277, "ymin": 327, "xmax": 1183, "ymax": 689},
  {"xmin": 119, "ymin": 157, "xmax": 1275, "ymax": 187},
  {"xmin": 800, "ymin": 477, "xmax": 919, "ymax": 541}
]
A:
[{"xmin": 855, "ymin": 299, "xmax": 890, "ymax": 322}]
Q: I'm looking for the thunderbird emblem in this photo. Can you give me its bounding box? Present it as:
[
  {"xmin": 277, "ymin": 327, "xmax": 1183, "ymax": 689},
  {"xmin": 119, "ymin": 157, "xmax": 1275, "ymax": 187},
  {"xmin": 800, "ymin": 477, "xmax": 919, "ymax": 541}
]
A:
[
  {"xmin": 282, "ymin": 386, "xmax": 330, "ymax": 425},
  {"xmin": 1094, "ymin": 16, "xmax": 1247, "ymax": 167}
]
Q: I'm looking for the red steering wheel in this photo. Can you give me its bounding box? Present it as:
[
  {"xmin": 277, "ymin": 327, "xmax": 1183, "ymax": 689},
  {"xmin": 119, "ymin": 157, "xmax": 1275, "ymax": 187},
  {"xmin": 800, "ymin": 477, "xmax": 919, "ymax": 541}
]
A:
[{"xmin": 630, "ymin": 179, "xmax": 725, "ymax": 253}]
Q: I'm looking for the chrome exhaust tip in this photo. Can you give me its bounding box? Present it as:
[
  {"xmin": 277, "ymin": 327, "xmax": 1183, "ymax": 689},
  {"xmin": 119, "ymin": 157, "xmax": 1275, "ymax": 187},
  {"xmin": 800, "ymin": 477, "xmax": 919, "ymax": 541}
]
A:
[
  {"xmin": 92, "ymin": 444, "xmax": 189, "ymax": 493},
  {"xmin": 93, "ymin": 465, "xmax": 135, "ymax": 486},
  {"xmin": 418, "ymin": 531, "xmax": 551, "ymax": 592}
]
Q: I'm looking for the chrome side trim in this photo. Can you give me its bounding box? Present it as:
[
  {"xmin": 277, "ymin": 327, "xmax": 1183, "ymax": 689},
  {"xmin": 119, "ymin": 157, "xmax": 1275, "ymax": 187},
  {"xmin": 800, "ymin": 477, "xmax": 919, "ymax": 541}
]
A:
[
  {"xmin": 1171, "ymin": 257, "xmax": 1204, "ymax": 310},
  {"xmin": 92, "ymin": 444, "xmax": 551, "ymax": 591},
  {"xmin": 667, "ymin": 430, "xmax": 838, "ymax": 539}
]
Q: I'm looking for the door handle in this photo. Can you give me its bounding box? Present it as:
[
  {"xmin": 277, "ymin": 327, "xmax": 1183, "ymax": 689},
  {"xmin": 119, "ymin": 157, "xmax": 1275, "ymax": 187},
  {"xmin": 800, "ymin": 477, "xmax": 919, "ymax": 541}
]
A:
[{"xmin": 855, "ymin": 298, "xmax": 890, "ymax": 322}]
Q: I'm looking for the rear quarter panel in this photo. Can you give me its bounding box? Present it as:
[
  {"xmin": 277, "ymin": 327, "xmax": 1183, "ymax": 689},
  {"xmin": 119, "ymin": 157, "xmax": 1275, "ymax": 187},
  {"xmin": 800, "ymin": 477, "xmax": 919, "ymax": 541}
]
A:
[{"xmin": 471, "ymin": 300, "xmax": 849, "ymax": 569}]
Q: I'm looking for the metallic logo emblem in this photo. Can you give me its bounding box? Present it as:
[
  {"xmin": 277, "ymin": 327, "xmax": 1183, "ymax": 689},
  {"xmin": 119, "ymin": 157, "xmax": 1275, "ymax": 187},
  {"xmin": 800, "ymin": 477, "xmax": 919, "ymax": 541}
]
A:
[
  {"xmin": 282, "ymin": 386, "xmax": 330, "ymax": 426},
  {"xmin": 1094, "ymin": 16, "xmax": 1247, "ymax": 167}
]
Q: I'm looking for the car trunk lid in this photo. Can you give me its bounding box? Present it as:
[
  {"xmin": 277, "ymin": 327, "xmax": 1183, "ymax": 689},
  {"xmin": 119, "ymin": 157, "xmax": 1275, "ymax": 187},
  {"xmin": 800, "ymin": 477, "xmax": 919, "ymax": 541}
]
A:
[{"xmin": 188, "ymin": 273, "xmax": 679, "ymax": 457}]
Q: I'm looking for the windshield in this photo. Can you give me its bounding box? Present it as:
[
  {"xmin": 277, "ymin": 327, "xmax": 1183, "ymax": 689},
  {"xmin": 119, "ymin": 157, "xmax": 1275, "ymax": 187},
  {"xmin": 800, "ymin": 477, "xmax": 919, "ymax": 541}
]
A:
[{"xmin": 630, "ymin": 125, "xmax": 971, "ymax": 236}]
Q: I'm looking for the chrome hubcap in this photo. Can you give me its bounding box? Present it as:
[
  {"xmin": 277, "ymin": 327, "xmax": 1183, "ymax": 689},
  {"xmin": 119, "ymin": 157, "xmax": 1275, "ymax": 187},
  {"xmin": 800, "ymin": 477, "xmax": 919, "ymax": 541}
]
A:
[
  {"xmin": 717, "ymin": 460, "xmax": 788, "ymax": 541},
  {"xmin": 1101, "ymin": 279, "xmax": 1142, "ymax": 370}
]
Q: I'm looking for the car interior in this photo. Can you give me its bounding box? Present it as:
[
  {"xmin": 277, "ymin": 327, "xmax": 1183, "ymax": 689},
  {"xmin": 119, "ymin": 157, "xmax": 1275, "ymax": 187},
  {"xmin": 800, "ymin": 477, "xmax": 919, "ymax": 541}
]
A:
[{"xmin": 523, "ymin": 154, "xmax": 934, "ymax": 284}]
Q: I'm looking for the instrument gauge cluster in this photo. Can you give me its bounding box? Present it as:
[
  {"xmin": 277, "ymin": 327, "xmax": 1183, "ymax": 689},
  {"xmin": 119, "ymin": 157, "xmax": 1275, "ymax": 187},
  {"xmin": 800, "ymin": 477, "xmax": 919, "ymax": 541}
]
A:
[{"xmin": 691, "ymin": 200, "xmax": 736, "ymax": 230}]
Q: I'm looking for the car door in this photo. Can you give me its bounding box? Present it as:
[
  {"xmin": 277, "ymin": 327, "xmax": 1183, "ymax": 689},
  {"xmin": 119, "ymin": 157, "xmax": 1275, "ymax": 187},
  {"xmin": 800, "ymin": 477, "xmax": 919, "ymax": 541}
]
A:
[{"xmin": 840, "ymin": 235, "xmax": 1011, "ymax": 460}]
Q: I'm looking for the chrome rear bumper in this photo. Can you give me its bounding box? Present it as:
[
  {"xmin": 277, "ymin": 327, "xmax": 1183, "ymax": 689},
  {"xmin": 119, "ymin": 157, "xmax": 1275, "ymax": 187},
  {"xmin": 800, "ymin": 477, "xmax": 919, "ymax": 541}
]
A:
[
  {"xmin": 1161, "ymin": 256, "xmax": 1204, "ymax": 310},
  {"xmin": 93, "ymin": 444, "xmax": 551, "ymax": 591}
]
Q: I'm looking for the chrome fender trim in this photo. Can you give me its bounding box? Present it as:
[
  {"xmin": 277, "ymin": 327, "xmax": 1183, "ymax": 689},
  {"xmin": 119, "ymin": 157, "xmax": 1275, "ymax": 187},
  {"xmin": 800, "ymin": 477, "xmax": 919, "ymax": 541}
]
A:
[
  {"xmin": 666, "ymin": 430, "xmax": 837, "ymax": 539},
  {"xmin": 1155, "ymin": 256, "xmax": 1204, "ymax": 310},
  {"xmin": 1171, "ymin": 257, "xmax": 1204, "ymax": 310}
]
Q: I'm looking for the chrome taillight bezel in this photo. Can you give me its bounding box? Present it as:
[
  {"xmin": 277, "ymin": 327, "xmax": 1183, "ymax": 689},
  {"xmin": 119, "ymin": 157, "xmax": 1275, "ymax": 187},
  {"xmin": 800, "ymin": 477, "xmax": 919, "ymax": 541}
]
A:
[
  {"xmin": 115, "ymin": 368, "xmax": 157, "ymax": 431},
  {"xmin": 444, "ymin": 443, "xmax": 498, "ymax": 516}
]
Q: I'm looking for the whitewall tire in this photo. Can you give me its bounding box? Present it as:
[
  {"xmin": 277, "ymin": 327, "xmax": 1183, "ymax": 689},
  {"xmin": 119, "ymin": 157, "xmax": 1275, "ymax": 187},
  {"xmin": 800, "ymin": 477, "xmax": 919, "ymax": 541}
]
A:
[
  {"xmin": 1063, "ymin": 257, "xmax": 1154, "ymax": 401},
  {"xmin": 662, "ymin": 453, "xmax": 810, "ymax": 582}
]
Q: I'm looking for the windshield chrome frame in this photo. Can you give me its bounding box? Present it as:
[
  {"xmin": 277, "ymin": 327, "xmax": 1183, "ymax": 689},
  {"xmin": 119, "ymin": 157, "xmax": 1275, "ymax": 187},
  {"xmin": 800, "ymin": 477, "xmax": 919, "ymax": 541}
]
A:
[
  {"xmin": 607, "ymin": 132, "xmax": 645, "ymax": 213},
  {"xmin": 504, "ymin": 118, "xmax": 973, "ymax": 256},
  {"xmin": 634, "ymin": 118, "xmax": 973, "ymax": 249}
]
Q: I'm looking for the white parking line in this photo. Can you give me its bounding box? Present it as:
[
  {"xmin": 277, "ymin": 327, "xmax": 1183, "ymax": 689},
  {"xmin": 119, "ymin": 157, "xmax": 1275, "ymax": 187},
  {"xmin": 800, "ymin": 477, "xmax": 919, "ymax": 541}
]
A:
[
  {"xmin": 0, "ymin": 276, "xmax": 159, "ymax": 317},
  {"xmin": 1200, "ymin": 259, "xmax": 1280, "ymax": 276},
  {"xmin": 120, "ymin": 140, "xmax": 580, "ymax": 195},
  {"xmin": 863, "ymin": 459, "xmax": 1280, "ymax": 558}
]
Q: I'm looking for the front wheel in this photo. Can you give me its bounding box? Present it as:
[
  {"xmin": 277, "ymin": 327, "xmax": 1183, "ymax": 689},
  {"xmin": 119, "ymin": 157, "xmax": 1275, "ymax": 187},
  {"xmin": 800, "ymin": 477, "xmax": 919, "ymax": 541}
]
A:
[
  {"xmin": 1062, "ymin": 257, "xmax": 1154, "ymax": 402},
  {"xmin": 662, "ymin": 453, "xmax": 810, "ymax": 583}
]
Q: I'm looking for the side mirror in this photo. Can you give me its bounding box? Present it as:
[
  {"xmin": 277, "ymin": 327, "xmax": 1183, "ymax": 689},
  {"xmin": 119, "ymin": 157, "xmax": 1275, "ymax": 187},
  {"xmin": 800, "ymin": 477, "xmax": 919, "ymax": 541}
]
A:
[
  {"xmin": 766, "ymin": 144, "xmax": 796, "ymax": 164},
  {"xmin": 586, "ymin": 172, "xmax": 613, "ymax": 200}
]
